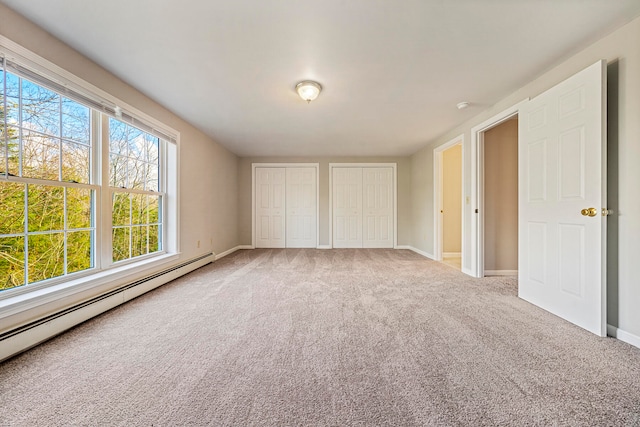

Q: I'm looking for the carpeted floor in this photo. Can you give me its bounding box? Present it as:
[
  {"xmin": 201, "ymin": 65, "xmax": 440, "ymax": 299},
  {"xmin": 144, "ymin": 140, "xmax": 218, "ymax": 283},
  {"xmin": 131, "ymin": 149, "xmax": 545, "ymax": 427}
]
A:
[{"xmin": 1, "ymin": 249, "xmax": 639, "ymax": 426}]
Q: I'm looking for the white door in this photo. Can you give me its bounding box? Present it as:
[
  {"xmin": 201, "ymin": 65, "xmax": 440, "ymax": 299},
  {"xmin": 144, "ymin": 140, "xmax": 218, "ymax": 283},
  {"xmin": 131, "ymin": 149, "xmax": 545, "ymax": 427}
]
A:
[
  {"xmin": 363, "ymin": 167, "xmax": 393, "ymax": 248},
  {"xmin": 255, "ymin": 167, "xmax": 286, "ymax": 248},
  {"xmin": 286, "ymin": 168, "xmax": 317, "ymax": 248},
  {"xmin": 518, "ymin": 60, "xmax": 606, "ymax": 336},
  {"xmin": 333, "ymin": 168, "xmax": 363, "ymax": 248}
]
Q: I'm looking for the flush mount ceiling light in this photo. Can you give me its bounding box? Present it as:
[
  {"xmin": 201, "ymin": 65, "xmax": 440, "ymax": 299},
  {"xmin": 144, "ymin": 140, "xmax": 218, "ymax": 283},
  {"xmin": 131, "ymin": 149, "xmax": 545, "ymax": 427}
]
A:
[
  {"xmin": 296, "ymin": 80, "xmax": 322, "ymax": 103},
  {"xmin": 456, "ymin": 101, "xmax": 470, "ymax": 110}
]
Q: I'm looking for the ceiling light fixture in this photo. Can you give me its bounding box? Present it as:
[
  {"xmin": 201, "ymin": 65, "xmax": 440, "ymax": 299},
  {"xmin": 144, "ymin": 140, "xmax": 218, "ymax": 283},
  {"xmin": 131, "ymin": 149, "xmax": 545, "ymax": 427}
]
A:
[
  {"xmin": 456, "ymin": 101, "xmax": 470, "ymax": 110},
  {"xmin": 296, "ymin": 80, "xmax": 322, "ymax": 103}
]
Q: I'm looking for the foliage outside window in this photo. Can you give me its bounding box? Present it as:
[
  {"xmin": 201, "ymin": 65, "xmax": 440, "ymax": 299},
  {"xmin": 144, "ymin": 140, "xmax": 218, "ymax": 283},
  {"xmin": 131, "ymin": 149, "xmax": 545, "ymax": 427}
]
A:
[{"xmin": 0, "ymin": 61, "xmax": 166, "ymax": 293}]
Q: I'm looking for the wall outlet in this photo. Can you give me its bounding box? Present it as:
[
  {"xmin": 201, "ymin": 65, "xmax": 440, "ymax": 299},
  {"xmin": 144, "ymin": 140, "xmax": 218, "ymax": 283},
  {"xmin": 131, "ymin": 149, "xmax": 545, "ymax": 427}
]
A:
[{"xmin": 197, "ymin": 240, "xmax": 200, "ymax": 248}]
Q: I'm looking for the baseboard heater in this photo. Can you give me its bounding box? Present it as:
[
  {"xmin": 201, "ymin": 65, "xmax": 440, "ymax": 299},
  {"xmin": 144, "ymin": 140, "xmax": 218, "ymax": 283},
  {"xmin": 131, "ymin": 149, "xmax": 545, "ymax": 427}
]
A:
[{"xmin": 0, "ymin": 253, "xmax": 214, "ymax": 362}]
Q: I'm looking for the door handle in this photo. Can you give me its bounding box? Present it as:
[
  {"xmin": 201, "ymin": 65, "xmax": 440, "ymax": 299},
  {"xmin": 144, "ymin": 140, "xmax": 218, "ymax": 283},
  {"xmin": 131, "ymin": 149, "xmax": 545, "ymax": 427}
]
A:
[{"xmin": 580, "ymin": 207, "xmax": 598, "ymax": 217}]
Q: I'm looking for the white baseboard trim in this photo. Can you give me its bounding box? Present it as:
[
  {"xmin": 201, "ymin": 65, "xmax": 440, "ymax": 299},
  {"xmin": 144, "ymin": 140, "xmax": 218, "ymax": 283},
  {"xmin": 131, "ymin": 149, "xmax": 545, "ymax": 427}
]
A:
[
  {"xmin": 607, "ymin": 324, "xmax": 640, "ymax": 349},
  {"xmin": 443, "ymin": 252, "xmax": 461, "ymax": 257},
  {"xmin": 316, "ymin": 245, "xmax": 332, "ymax": 249},
  {"xmin": 405, "ymin": 246, "xmax": 435, "ymax": 260},
  {"xmin": 485, "ymin": 270, "xmax": 518, "ymax": 276},
  {"xmin": 0, "ymin": 253, "xmax": 214, "ymax": 362},
  {"xmin": 462, "ymin": 267, "xmax": 475, "ymax": 277},
  {"xmin": 214, "ymin": 245, "xmax": 253, "ymax": 260}
]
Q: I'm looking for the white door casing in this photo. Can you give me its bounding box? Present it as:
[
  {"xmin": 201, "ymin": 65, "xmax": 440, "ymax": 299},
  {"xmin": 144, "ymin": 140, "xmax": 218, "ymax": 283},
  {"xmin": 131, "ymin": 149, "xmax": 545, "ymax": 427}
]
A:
[
  {"xmin": 286, "ymin": 167, "xmax": 317, "ymax": 248},
  {"xmin": 363, "ymin": 167, "xmax": 393, "ymax": 248},
  {"xmin": 255, "ymin": 167, "xmax": 286, "ymax": 248},
  {"xmin": 333, "ymin": 167, "xmax": 363, "ymax": 248},
  {"xmin": 518, "ymin": 60, "xmax": 607, "ymax": 336}
]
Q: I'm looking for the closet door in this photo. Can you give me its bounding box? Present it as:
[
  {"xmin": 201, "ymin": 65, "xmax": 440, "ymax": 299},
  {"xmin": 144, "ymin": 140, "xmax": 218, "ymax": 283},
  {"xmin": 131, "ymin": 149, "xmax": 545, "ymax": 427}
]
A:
[
  {"xmin": 333, "ymin": 168, "xmax": 363, "ymax": 248},
  {"xmin": 363, "ymin": 167, "xmax": 393, "ymax": 248},
  {"xmin": 255, "ymin": 168, "xmax": 286, "ymax": 248},
  {"xmin": 286, "ymin": 168, "xmax": 317, "ymax": 248}
]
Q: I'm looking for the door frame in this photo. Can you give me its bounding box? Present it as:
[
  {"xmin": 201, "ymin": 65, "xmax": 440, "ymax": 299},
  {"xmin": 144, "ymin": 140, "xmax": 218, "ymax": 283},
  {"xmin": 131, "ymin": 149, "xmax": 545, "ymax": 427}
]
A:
[
  {"xmin": 470, "ymin": 100, "xmax": 528, "ymax": 278},
  {"xmin": 433, "ymin": 134, "xmax": 464, "ymax": 262},
  {"xmin": 251, "ymin": 163, "xmax": 320, "ymax": 248},
  {"xmin": 329, "ymin": 163, "xmax": 398, "ymax": 249}
]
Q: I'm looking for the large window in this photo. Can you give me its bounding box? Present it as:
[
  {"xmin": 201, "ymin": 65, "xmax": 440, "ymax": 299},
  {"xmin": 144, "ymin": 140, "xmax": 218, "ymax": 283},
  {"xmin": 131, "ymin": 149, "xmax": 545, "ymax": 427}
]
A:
[{"xmin": 0, "ymin": 55, "xmax": 173, "ymax": 293}]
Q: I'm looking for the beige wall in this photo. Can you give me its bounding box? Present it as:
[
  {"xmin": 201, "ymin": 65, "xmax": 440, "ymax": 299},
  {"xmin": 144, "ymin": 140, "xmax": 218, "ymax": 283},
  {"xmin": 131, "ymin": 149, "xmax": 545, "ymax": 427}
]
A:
[
  {"xmin": 483, "ymin": 119, "xmax": 518, "ymax": 271},
  {"xmin": 238, "ymin": 157, "xmax": 411, "ymax": 247},
  {"xmin": 411, "ymin": 15, "xmax": 640, "ymax": 339},
  {"xmin": 442, "ymin": 145, "xmax": 462, "ymax": 253}
]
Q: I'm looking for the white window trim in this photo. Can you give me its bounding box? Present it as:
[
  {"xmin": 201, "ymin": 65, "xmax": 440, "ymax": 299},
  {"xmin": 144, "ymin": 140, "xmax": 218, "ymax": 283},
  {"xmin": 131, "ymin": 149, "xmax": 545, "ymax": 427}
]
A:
[{"xmin": 0, "ymin": 37, "xmax": 181, "ymax": 305}]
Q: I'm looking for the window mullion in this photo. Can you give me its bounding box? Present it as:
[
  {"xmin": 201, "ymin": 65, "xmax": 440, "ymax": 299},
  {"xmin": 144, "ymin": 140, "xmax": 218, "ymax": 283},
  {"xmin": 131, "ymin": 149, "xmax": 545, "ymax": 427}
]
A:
[{"xmin": 99, "ymin": 113, "xmax": 111, "ymax": 270}]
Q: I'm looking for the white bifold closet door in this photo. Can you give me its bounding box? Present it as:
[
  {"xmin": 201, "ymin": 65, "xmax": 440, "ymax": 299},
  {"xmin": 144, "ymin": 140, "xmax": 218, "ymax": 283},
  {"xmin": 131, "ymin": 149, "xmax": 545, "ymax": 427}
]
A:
[
  {"xmin": 333, "ymin": 168, "xmax": 363, "ymax": 248},
  {"xmin": 333, "ymin": 167, "xmax": 393, "ymax": 248},
  {"xmin": 255, "ymin": 168, "xmax": 286, "ymax": 248},
  {"xmin": 285, "ymin": 168, "xmax": 317, "ymax": 248},
  {"xmin": 363, "ymin": 167, "xmax": 394, "ymax": 248},
  {"xmin": 255, "ymin": 166, "xmax": 317, "ymax": 249}
]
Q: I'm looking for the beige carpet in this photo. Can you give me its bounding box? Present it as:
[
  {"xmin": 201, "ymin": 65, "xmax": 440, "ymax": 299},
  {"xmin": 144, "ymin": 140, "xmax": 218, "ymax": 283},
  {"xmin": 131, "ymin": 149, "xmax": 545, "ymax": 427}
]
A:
[{"xmin": 1, "ymin": 249, "xmax": 639, "ymax": 426}]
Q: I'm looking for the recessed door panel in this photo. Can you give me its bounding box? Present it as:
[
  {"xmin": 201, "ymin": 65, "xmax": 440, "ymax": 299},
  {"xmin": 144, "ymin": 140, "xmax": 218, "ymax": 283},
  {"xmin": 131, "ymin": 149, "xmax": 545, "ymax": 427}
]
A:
[
  {"xmin": 558, "ymin": 126, "xmax": 585, "ymax": 201},
  {"xmin": 558, "ymin": 223, "xmax": 584, "ymax": 297}
]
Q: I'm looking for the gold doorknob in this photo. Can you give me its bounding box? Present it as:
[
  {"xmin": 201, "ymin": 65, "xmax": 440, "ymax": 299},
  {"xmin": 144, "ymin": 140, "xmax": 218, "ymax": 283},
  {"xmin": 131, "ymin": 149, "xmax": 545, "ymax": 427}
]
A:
[{"xmin": 581, "ymin": 207, "xmax": 598, "ymax": 217}]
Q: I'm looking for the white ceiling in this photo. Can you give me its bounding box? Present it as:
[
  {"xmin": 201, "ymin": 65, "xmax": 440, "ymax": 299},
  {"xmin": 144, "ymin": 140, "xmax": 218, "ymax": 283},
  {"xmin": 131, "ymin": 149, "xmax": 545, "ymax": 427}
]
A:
[{"xmin": 3, "ymin": 0, "xmax": 640, "ymax": 157}]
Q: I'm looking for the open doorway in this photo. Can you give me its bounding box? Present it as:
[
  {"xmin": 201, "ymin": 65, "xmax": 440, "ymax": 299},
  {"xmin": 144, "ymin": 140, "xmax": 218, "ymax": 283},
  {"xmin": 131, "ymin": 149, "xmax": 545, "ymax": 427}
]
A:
[
  {"xmin": 434, "ymin": 135, "xmax": 463, "ymax": 270},
  {"xmin": 470, "ymin": 100, "xmax": 526, "ymax": 278},
  {"xmin": 483, "ymin": 118, "xmax": 518, "ymax": 276}
]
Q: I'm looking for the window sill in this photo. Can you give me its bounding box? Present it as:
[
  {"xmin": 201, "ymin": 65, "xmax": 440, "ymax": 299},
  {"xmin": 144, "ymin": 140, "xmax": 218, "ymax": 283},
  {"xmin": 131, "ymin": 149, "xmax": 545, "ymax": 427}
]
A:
[{"xmin": 0, "ymin": 252, "xmax": 180, "ymax": 324}]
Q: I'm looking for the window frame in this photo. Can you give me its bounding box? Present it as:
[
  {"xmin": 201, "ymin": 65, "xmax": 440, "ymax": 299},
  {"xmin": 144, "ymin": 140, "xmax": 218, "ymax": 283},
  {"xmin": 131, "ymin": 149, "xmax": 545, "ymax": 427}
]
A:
[{"xmin": 0, "ymin": 36, "xmax": 180, "ymax": 303}]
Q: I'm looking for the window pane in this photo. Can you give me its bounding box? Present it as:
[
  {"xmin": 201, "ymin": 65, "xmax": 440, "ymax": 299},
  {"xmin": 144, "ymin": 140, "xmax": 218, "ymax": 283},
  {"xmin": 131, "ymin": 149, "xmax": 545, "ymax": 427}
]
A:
[
  {"xmin": 147, "ymin": 195, "xmax": 160, "ymax": 224},
  {"xmin": 61, "ymin": 98, "xmax": 90, "ymax": 143},
  {"xmin": 67, "ymin": 230, "xmax": 92, "ymax": 274},
  {"xmin": 0, "ymin": 181, "xmax": 25, "ymax": 234},
  {"xmin": 131, "ymin": 225, "xmax": 147, "ymax": 258},
  {"xmin": 21, "ymin": 79, "xmax": 60, "ymax": 136},
  {"xmin": 131, "ymin": 194, "xmax": 146, "ymax": 225},
  {"xmin": 149, "ymin": 224, "xmax": 160, "ymax": 253},
  {"xmin": 4, "ymin": 126, "xmax": 20, "ymax": 176},
  {"xmin": 146, "ymin": 161, "xmax": 159, "ymax": 192},
  {"xmin": 22, "ymin": 131, "xmax": 60, "ymax": 180},
  {"xmin": 62, "ymin": 140, "xmax": 90, "ymax": 183},
  {"xmin": 109, "ymin": 154, "xmax": 126, "ymax": 188},
  {"xmin": 28, "ymin": 184, "xmax": 64, "ymax": 232},
  {"xmin": 112, "ymin": 227, "xmax": 130, "ymax": 262},
  {"xmin": 0, "ymin": 236, "xmax": 25, "ymax": 291},
  {"xmin": 108, "ymin": 118, "xmax": 128, "ymax": 155},
  {"xmin": 67, "ymin": 187, "xmax": 92, "ymax": 229},
  {"xmin": 5, "ymin": 73, "xmax": 19, "ymax": 126},
  {"xmin": 112, "ymin": 192, "xmax": 130, "ymax": 226},
  {"xmin": 145, "ymin": 134, "xmax": 159, "ymax": 164},
  {"xmin": 128, "ymin": 127, "xmax": 145, "ymax": 161},
  {"xmin": 28, "ymin": 232, "xmax": 64, "ymax": 283},
  {"xmin": 128, "ymin": 158, "xmax": 145, "ymax": 190}
]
